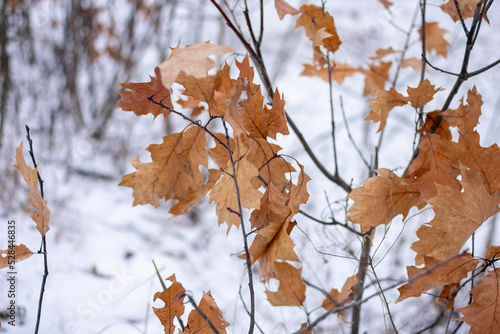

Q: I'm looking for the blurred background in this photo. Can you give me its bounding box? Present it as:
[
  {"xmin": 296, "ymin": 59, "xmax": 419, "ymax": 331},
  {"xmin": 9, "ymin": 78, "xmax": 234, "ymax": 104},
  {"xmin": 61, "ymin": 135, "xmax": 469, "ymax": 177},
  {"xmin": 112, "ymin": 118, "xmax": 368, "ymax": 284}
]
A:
[{"xmin": 1, "ymin": 0, "xmax": 499, "ymax": 333}]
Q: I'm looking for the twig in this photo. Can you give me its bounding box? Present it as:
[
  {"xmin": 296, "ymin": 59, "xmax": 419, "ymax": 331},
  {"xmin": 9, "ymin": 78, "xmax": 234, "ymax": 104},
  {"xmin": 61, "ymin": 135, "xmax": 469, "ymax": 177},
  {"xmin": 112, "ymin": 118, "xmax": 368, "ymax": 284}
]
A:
[
  {"xmin": 299, "ymin": 209, "xmax": 364, "ymax": 237},
  {"xmin": 369, "ymin": 262, "xmax": 398, "ymax": 333},
  {"xmin": 326, "ymin": 55, "xmax": 341, "ymax": 179},
  {"xmin": 295, "ymin": 252, "xmax": 470, "ymax": 333},
  {"xmin": 182, "ymin": 292, "xmax": 220, "ymax": 334},
  {"xmin": 454, "ymin": 0, "xmax": 469, "ymax": 35},
  {"xmin": 222, "ymin": 120, "xmax": 255, "ymax": 334},
  {"xmin": 351, "ymin": 229, "xmax": 374, "ymax": 334},
  {"xmin": 26, "ymin": 125, "xmax": 49, "ymax": 334},
  {"xmin": 339, "ymin": 96, "xmax": 370, "ymax": 169},
  {"xmin": 209, "ymin": 0, "xmax": 352, "ymax": 193}
]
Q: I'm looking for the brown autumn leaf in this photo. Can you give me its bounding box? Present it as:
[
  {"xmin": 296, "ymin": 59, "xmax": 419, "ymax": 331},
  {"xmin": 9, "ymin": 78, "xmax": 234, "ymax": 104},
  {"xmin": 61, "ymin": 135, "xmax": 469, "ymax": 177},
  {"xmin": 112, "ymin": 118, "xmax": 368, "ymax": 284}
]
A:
[
  {"xmin": 369, "ymin": 47, "xmax": 397, "ymax": 61},
  {"xmin": 378, "ymin": 0, "xmax": 393, "ymax": 9},
  {"xmin": 442, "ymin": 87, "xmax": 482, "ymax": 134},
  {"xmin": 184, "ymin": 291, "xmax": 229, "ymax": 334},
  {"xmin": 441, "ymin": 0, "xmax": 489, "ymax": 23},
  {"xmin": 436, "ymin": 283, "xmax": 460, "ymax": 310},
  {"xmin": 347, "ymin": 168, "xmax": 421, "ymax": 232},
  {"xmin": 403, "ymin": 132, "xmax": 459, "ymax": 203},
  {"xmin": 245, "ymin": 164, "xmax": 309, "ymax": 279},
  {"xmin": 208, "ymin": 157, "xmax": 263, "ymax": 231},
  {"xmin": 274, "ymin": 0, "xmax": 300, "ymax": 20},
  {"xmin": 322, "ymin": 275, "xmax": 358, "ymax": 321},
  {"xmin": 485, "ymin": 245, "xmax": 500, "ymax": 259},
  {"xmin": 406, "ymin": 79, "xmax": 443, "ymax": 109},
  {"xmin": 158, "ymin": 42, "xmax": 235, "ymax": 88},
  {"xmin": 153, "ymin": 274, "xmax": 186, "ymax": 334},
  {"xmin": 362, "ymin": 62, "xmax": 391, "ymax": 96},
  {"xmin": 0, "ymin": 244, "xmax": 33, "ymax": 269},
  {"xmin": 265, "ymin": 262, "xmax": 306, "ymax": 307},
  {"xmin": 419, "ymin": 22, "xmax": 449, "ymax": 57},
  {"xmin": 411, "ymin": 166, "xmax": 499, "ymax": 263},
  {"xmin": 396, "ymin": 253, "xmax": 479, "ymax": 302},
  {"xmin": 365, "ymin": 88, "xmax": 408, "ymax": 132},
  {"xmin": 457, "ymin": 268, "xmax": 500, "ymax": 333},
  {"xmin": 401, "ymin": 57, "xmax": 423, "ymax": 72},
  {"xmin": 176, "ymin": 95, "xmax": 206, "ymax": 117},
  {"xmin": 119, "ymin": 126, "xmax": 208, "ymax": 209},
  {"xmin": 301, "ymin": 63, "xmax": 360, "ymax": 84},
  {"xmin": 176, "ymin": 71, "xmax": 214, "ymax": 103},
  {"xmin": 14, "ymin": 142, "xmax": 50, "ymax": 237},
  {"xmin": 117, "ymin": 67, "xmax": 173, "ymax": 119},
  {"xmin": 169, "ymin": 169, "xmax": 222, "ymax": 216},
  {"xmin": 246, "ymin": 137, "xmax": 295, "ymax": 191},
  {"xmin": 295, "ymin": 4, "xmax": 341, "ymax": 53}
]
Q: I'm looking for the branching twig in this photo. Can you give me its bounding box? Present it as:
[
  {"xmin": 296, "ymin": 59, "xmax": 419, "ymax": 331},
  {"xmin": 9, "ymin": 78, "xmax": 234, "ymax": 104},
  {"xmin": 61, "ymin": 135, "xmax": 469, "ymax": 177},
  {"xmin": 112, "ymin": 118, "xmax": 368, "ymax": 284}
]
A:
[
  {"xmin": 26, "ymin": 125, "xmax": 49, "ymax": 334},
  {"xmin": 222, "ymin": 120, "xmax": 255, "ymax": 334},
  {"xmin": 299, "ymin": 209, "xmax": 364, "ymax": 237}
]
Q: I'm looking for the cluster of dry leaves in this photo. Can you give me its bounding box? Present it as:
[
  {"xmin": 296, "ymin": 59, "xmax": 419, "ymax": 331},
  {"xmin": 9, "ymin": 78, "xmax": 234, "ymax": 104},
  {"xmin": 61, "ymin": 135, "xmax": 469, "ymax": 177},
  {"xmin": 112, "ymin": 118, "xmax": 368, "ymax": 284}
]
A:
[{"xmin": 4, "ymin": 0, "xmax": 498, "ymax": 333}]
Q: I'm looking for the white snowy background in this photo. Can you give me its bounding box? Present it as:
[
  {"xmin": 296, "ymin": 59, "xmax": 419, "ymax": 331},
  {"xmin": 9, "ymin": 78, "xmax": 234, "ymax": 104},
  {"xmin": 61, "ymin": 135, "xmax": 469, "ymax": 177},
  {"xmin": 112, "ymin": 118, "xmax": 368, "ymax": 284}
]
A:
[{"xmin": 1, "ymin": 0, "xmax": 500, "ymax": 333}]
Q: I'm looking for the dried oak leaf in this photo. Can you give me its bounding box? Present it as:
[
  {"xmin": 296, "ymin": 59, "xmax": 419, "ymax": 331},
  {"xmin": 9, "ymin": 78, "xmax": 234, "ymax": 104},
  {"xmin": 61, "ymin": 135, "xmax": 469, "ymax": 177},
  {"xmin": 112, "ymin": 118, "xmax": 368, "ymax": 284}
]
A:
[
  {"xmin": 295, "ymin": 4, "xmax": 341, "ymax": 53},
  {"xmin": 406, "ymin": 79, "xmax": 443, "ymax": 108},
  {"xmin": 265, "ymin": 262, "xmax": 306, "ymax": 307},
  {"xmin": 457, "ymin": 268, "xmax": 500, "ymax": 333},
  {"xmin": 119, "ymin": 126, "xmax": 209, "ymax": 209},
  {"xmin": 184, "ymin": 291, "xmax": 229, "ymax": 334},
  {"xmin": 208, "ymin": 157, "xmax": 262, "ymax": 232},
  {"xmin": 301, "ymin": 62, "xmax": 360, "ymax": 84},
  {"xmin": 369, "ymin": 47, "xmax": 397, "ymax": 61},
  {"xmin": 436, "ymin": 283, "xmax": 460, "ymax": 310},
  {"xmin": 396, "ymin": 253, "xmax": 479, "ymax": 302},
  {"xmin": 419, "ymin": 22, "xmax": 449, "ymax": 57},
  {"xmin": 176, "ymin": 95, "xmax": 206, "ymax": 117},
  {"xmin": 274, "ymin": 0, "xmax": 300, "ymax": 20},
  {"xmin": 361, "ymin": 62, "xmax": 391, "ymax": 96},
  {"xmin": 441, "ymin": 0, "xmax": 489, "ymax": 23},
  {"xmin": 117, "ymin": 67, "xmax": 173, "ymax": 119},
  {"xmin": 485, "ymin": 245, "xmax": 500, "ymax": 259},
  {"xmin": 401, "ymin": 57, "xmax": 423, "ymax": 72},
  {"xmin": 176, "ymin": 71, "xmax": 214, "ymax": 103},
  {"xmin": 411, "ymin": 166, "xmax": 499, "ymax": 264},
  {"xmin": 14, "ymin": 142, "xmax": 50, "ymax": 237},
  {"xmin": 159, "ymin": 42, "xmax": 234, "ymax": 88},
  {"xmin": 347, "ymin": 168, "xmax": 421, "ymax": 232},
  {"xmin": 322, "ymin": 275, "xmax": 358, "ymax": 321},
  {"xmin": 0, "ymin": 244, "xmax": 33, "ymax": 269},
  {"xmin": 153, "ymin": 274, "xmax": 186, "ymax": 334},
  {"xmin": 366, "ymin": 88, "xmax": 408, "ymax": 132}
]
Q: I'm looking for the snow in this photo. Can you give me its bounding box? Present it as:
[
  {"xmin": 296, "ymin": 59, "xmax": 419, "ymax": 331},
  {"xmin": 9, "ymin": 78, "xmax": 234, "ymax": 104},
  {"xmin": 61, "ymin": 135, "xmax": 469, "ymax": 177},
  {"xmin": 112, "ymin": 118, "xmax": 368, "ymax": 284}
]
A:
[{"xmin": 1, "ymin": 0, "xmax": 500, "ymax": 333}]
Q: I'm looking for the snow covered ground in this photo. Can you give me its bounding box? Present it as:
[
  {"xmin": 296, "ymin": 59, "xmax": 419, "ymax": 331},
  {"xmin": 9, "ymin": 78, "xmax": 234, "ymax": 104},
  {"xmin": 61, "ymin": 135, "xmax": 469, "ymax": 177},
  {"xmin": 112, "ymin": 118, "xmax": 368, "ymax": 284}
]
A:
[{"xmin": 1, "ymin": 0, "xmax": 500, "ymax": 333}]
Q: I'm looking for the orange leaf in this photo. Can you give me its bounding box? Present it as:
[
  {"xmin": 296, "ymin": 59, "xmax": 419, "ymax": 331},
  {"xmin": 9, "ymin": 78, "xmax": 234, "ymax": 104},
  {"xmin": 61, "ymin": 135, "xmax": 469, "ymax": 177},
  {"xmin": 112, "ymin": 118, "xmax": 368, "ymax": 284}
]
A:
[
  {"xmin": 396, "ymin": 253, "xmax": 479, "ymax": 302},
  {"xmin": 457, "ymin": 268, "xmax": 500, "ymax": 333},
  {"xmin": 295, "ymin": 4, "xmax": 341, "ymax": 53},
  {"xmin": 265, "ymin": 262, "xmax": 306, "ymax": 306},
  {"xmin": 347, "ymin": 169, "xmax": 421, "ymax": 232},
  {"xmin": 362, "ymin": 62, "xmax": 391, "ymax": 96},
  {"xmin": 485, "ymin": 245, "xmax": 500, "ymax": 259},
  {"xmin": 0, "ymin": 244, "xmax": 33, "ymax": 269},
  {"xmin": 184, "ymin": 291, "xmax": 229, "ymax": 334},
  {"xmin": 406, "ymin": 79, "xmax": 443, "ymax": 108},
  {"xmin": 208, "ymin": 157, "xmax": 263, "ymax": 231},
  {"xmin": 14, "ymin": 142, "xmax": 50, "ymax": 237},
  {"xmin": 274, "ymin": 0, "xmax": 300, "ymax": 20},
  {"xmin": 153, "ymin": 274, "xmax": 186, "ymax": 334},
  {"xmin": 322, "ymin": 275, "xmax": 358, "ymax": 321},
  {"xmin": 378, "ymin": 0, "xmax": 393, "ymax": 10},
  {"xmin": 365, "ymin": 88, "xmax": 408, "ymax": 132},
  {"xmin": 420, "ymin": 22, "xmax": 449, "ymax": 57},
  {"xmin": 159, "ymin": 42, "xmax": 234, "ymax": 88},
  {"xmin": 176, "ymin": 71, "xmax": 214, "ymax": 103},
  {"xmin": 301, "ymin": 63, "xmax": 360, "ymax": 84},
  {"xmin": 169, "ymin": 169, "xmax": 222, "ymax": 216},
  {"xmin": 441, "ymin": 0, "xmax": 489, "ymax": 23},
  {"xmin": 401, "ymin": 57, "xmax": 423, "ymax": 72},
  {"xmin": 411, "ymin": 166, "xmax": 499, "ymax": 263},
  {"xmin": 369, "ymin": 47, "xmax": 397, "ymax": 61},
  {"xmin": 119, "ymin": 126, "xmax": 209, "ymax": 209},
  {"xmin": 117, "ymin": 67, "xmax": 173, "ymax": 119}
]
